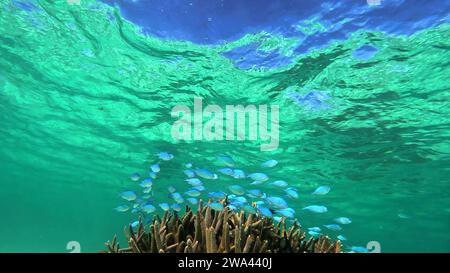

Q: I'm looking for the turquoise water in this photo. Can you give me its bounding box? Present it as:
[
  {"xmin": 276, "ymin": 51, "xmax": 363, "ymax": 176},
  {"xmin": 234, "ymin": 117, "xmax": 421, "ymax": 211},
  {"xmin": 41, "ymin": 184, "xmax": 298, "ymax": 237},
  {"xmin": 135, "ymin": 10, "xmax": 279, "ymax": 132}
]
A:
[{"xmin": 0, "ymin": 0, "xmax": 449, "ymax": 252}]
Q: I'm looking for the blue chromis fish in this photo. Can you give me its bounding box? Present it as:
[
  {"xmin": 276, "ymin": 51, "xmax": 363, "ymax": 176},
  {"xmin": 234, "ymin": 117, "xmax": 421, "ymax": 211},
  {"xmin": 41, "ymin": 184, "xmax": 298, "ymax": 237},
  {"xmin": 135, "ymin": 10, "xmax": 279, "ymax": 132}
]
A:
[
  {"xmin": 265, "ymin": 196, "xmax": 288, "ymax": 209},
  {"xmin": 217, "ymin": 154, "xmax": 235, "ymax": 167},
  {"xmin": 248, "ymin": 172, "xmax": 269, "ymax": 182},
  {"xmin": 150, "ymin": 164, "xmax": 160, "ymax": 173},
  {"xmin": 142, "ymin": 187, "xmax": 152, "ymax": 194},
  {"xmin": 270, "ymin": 180, "xmax": 288, "ymax": 188},
  {"xmin": 273, "ymin": 216, "xmax": 282, "ymax": 223},
  {"xmin": 130, "ymin": 173, "xmax": 140, "ymax": 182},
  {"xmin": 257, "ymin": 206, "xmax": 273, "ymax": 218},
  {"xmin": 141, "ymin": 204, "xmax": 156, "ymax": 214},
  {"xmin": 250, "ymin": 180, "xmax": 264, "ymax": 185},
  {"xmin": 192, "ymin": 185, "xmax": 206, "ymax": 192},
  {"xmin": 276, "ymin": 208, "xmax": 295, "ymax": 218},
  {"xmin": 114, "ymin": 205, "xmax": 130, "ymax": 212},
  {"xmin": 285, "ymin": 187, "xmax": 298, "ymax": 199},
  {"xmin": 208, "ymin": 191, "xmax": 227, "ymax": 201},
  {"xmin": 308, "ymin": 227, "xmax": 322, "ymax": 233},
  {"xmin": 185, "ymin": 189, "xmax": 201, "ymax": 197},
  {"xmin": 302, "ymin": 205, "xmax": 328, "ymax": 213},
  {"xmin": 168, "ymin": 186, "xmax": 177, "ymax": 193},
  {"xmin": 195, "ymin": 169, "xmax": 218, "ymax": 179},
  {"xmin": 148, "ymin": 172, "xmax": 157, "ymax": 179},
  {"xmin": 261, "ymin": 159, "xmax": 278, "ymax": 168},
  {"xmin": 247, "ymin": 189, "xmax": 266, "ymax": 199},
  {"xmin": 350, "ymin": 246, "xmax": 369, "ymax": 253},
  {"xmin": 231, "ymin": 196, "xmax": 248, "ymax": 204},
  {"xmin": 183, "ymin": 169, "xmax": 195, "ymax": 178},
  {"xmin": 324, "ymin": 224, "xmax": 342, "ymax": 231},
  {"xmin": 142, "ymin": 194, "xmax": 152, "ymax": 200},
  {"xmin": 208, "ymin": 202, "xmax": 224, "ymax": 211},
  {"xmin": 139, "ymin": 178, "xmax": 153, "ymax": 188},
  {"xmin": 334, "ymin": 217, "xmax": 352, "ymax": 225},
  {"xmin": 337, "ymin": 235, "xmax": 347, "ymax": 241},
  {"xmin": 187, "ymin": 197, "xmax": 198, "ymax": 205},
  {"xmin": 228, "ymin": 185, "xmax": 245, "ymax": 195},
  {"xmin": 171, "ymin": 192, "xmax": 185, "ymax": 204},
  {"xmin": 120, "ymin": 191, "xmax": 137, "ymax": 201},
  {"xmin": 171, "ymin": 203, "xmax": 182, "ymax": 212},
  {"xmin": 159, "ymin": 203, "xmax": 170, "ymax": 211},
  {"xmin": 185, "ymin": 178, "xmax": 203, "ymax": 186},
  {"xmin": 185, "ymin": 163, "xmax": 192, "ymax": 168},
  {"xmin": 218, "ymin": 168, "xmax": 234, "ymax": 176},
  {"xmin": 312, "ymin": 185, "xmax": 331, "ymax": 195},
  {"xmin": 157, "ymin": 152, "xmax": 174, "ymax": 161},
  {"xmin": 308, "ymin": 231, "xmax": 321, "ymax": 238},
  {"xmin": 243, "ymin": 204, "xmax": 257, "ymax": 214},
  {"xmin": 131, "ymin": 221, "xmax": 139, "ymax": 230},
  {"xmin": 232, "ymin": 169, "xmax": 246, "ymax": 179}
]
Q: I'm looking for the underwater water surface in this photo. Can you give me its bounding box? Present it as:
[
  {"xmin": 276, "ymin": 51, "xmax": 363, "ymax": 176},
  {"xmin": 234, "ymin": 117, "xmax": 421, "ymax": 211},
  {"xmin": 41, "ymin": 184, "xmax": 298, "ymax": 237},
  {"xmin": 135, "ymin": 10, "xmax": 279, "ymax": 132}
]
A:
[{"xmin": 0, "ymin": 0, "xmax": 449, "ymax": 252}]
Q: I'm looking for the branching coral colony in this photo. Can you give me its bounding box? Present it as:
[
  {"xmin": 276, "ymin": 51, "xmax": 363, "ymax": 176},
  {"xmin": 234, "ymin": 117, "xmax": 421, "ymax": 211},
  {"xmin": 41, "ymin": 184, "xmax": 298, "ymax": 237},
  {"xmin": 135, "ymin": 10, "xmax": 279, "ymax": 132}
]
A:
[{"xmin": 103, "ymin": 199, "xmax": 342, "ymax": 253}]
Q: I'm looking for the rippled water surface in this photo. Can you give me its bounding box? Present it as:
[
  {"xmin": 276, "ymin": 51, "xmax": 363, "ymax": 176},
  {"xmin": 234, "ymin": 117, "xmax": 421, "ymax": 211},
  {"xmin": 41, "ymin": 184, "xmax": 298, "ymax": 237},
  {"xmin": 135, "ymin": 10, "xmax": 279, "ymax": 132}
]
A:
[{"xmin": 0, "ymin": 0, "xmax": 449, "ymax": 252}]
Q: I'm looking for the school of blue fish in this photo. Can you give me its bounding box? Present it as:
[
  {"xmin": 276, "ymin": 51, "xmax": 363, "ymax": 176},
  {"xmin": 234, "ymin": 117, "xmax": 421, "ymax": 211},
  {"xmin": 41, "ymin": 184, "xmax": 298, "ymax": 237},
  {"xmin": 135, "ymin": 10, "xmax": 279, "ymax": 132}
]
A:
[{"xmin": 115, "ymin": 152, "xmax": 368, "ymax": 253}]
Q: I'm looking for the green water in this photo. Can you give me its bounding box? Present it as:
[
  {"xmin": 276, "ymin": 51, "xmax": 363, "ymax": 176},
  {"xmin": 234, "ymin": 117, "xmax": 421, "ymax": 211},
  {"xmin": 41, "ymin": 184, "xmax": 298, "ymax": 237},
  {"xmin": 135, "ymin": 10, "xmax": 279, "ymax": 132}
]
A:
[{"xmin": 0, "ymin": 0, "xmax": 449, "ymax": 252}]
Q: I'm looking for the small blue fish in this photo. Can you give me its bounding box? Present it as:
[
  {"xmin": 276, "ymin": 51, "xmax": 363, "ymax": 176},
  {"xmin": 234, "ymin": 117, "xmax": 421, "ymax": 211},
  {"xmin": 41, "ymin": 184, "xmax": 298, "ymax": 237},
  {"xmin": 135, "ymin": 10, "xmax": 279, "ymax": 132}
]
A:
[
  {"xmin": 187, "ymin": 197, "xmax": 198, "ymax": 205},
  {"xmin": 191, "ymin": 185, "xmax": 206, "ymax": 192},
  {"xmin": 334, "ymin": 217, "xmax": 352, "ymax": 225},
  {"xmin": 217, "ymin": 154, "xmax": 235, "ymax": 167},
  {"xmin": 232, "ymin": 169, "xmax": 246, "ymax": 179},
  {"xmin": 273, "ymin": 216, "xmax": 282, "ymax": 223},
  {"xmin": 141, "ymin": 204, "xmax": 156, "ymax": 214},
  {"xmin": 231, "ymin": 196, "xmax": 248, "ymax": 204},
  {"xmin": 185, "ymin": 163, "xmax": 192, "ymax": 168},
  {"xmin": 350, "ymin": 246, "xmax": 369, "ymax": 253},
  {"xmin": 148, "ymin": 172, "xmax": 157, "ymax": 179},
  {"xmin": 270, "ymin": 180, "xmax": 288, "ymax": 188},
  {"xmin": 185, "ymin": 178, "xmax": 203, "ymax": 187},
  {"xmin": 131, "ymin": 208, "xmax": 139, "ymax": 214},
  {"xmin": 261, "ymin": 159, "xmax": 278, "ymax": 168},
  {"xmin": 142, "ymin": 187, "xmax": 152, "ymax": 194},
  {"xmin": 171, "ymin": 203, "xmax": 182, "ymax": 212},
  {"xmin": 120, "ymin": 191, "xmax": 137, "ymax": 201},
  {"xmin": 157, "ymin": 152, "xmax": 174, "ymax": 161},
  {"xmin": 285, "ymin": 187, "xmax": 299, "ymax": 199},
  {"xmin": 150, "ymin": 164, "xmax": 160, "ymax": 173},
  {"xmin": 308, "ymin": 231, "xmax": 321, "ymax": 238},
  {"xmin": 243, "ymin": 204, "xmax": 257, "ymax": 214},
  {"xmin": 171, "ymin": 192, "xmax": 185, "ymax": 204},
  {"xmin": 130, "ymin": 173, "xmax": 140, "ymax": 182},
  {"xmin": 131, "ymin": 221, "xmax": 139, "ymax": 230},
  {"xmin": 308, "ymin": 227, "xmax": 321, "ymax": 233},
  {"xmin": 302, "ymin": 205, "xmax": 328, "ymax": 213},
  {"xmin": 183, "ymin": 170, "xmax": 195, "ymax": 178},
  {"xmin": 168, "ymin": 186, "xmax": 177, "ymax": 193},
  {"xmin": 159, "ymin": 203, "xmax": 170, "ymax": 211},
  {"xmin": 195, "ymin": 169, "xmax": 218, "ymax": 180},
  {"xmin": 228, "ymin": 185, "xmax": 245, "ymax": 195},
  {"xmin": 218, "ymin": 168, "xmax": 234, "ymax": 176},
  {"xmin": 185, "ymin": 189, "xmax": 201, "ymax": 197},
  {"xmin": 139, "ymin": 178, "xmax": 153, "ymax": 188},
  {"xmin": 227, "ymin": 204, "xmax": 238, "ymax": 211},
  {"xmin": 250, "ymin": 180, "xmax": 264, "ymax": 185},
  {"xmin": 337, "ymin": 235, "xmax": 347, "ymax": 241},
  {"xmin": 142, "ymin": 194, "xmax": 152, "ymax": 200},
  {"xmin": 114, "ymin": 205, "xmax": 129, "ymax": 212},
  {"xmin": 324, "ymin": 224, "xmax": 342, "ymax": 231},
  {"xmin": 257, "ymin": 206, "xmax": 273, "ymax": 218},
  {"xmin": 248, "ymin": 173, "xmax": 269, "ymax": 182},
  {"xmin": 247, "ymin": 189, "xmax": 266, "ymax": 199},
  {"xmin": 276, "ymin": 208, "xmax": 295, "ymax": 218},
  {"xmin": 312, "ymin": 185, "xmax": 330, "ymax": 195},
  {"xmin": 265, "ymin": 196, "xmax": 288, "ymax": 209},
  {"xmin": 208, "ymin": 191, "xmax": 227, "ymax": 201},
  {"xmin": 208, "ymin": 202, "xmax": 224, "ymax": 211}
]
